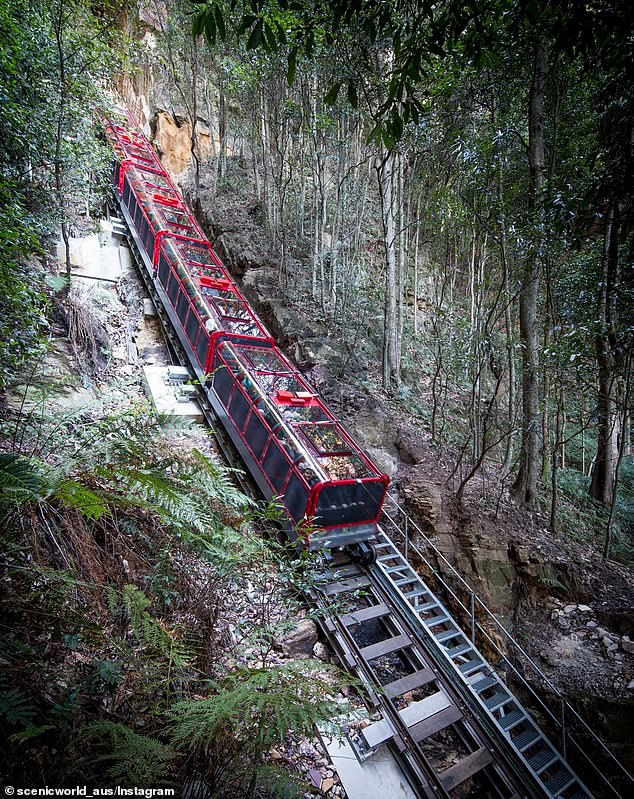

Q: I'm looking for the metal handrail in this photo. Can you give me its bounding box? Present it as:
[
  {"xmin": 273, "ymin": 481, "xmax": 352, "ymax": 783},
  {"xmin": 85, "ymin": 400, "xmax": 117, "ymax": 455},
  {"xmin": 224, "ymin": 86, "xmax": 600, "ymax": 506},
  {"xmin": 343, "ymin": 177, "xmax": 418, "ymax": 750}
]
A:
[{"xmin": 381, "ymin": 493, "xmax": 634, "ymax": 792}]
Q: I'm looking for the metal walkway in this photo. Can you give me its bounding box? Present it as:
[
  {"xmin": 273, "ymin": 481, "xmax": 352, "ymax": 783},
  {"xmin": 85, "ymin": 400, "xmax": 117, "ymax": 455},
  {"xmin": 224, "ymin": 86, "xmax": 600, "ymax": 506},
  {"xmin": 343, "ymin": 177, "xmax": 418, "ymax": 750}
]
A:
[{"xmin": 370, "ymin": 527, "xmax": 592, "ymax": 798}]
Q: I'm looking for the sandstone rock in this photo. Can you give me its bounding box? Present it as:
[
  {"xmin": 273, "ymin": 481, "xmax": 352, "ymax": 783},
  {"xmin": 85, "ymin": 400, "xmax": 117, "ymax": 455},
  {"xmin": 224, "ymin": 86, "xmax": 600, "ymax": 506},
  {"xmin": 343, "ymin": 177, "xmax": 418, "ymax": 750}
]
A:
[
  {"xmin": 402, "ymin": 478, "xmax": 442, "ymax": 531},
  {"xmin": 321, "ymin": 777, "xmax": 335, "ymax": 792},
  {"xmin": 283, "ymin": 619, "xmax": 318, "ymax": 658},
  {"xmin": 313, "ymin": 641, "xmax": 331, "ymax": 662},
  {"xmin": 621, "ymin": 636, "xmax": 634, "ymax": 655}
]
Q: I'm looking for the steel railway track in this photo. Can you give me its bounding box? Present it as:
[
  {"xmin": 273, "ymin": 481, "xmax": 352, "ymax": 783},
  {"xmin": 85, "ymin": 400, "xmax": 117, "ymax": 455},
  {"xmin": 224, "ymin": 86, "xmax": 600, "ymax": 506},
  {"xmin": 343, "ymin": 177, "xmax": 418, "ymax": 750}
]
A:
[{"xmin": 112, "ymin": 204, "xmax": 596, "ymax": 799}]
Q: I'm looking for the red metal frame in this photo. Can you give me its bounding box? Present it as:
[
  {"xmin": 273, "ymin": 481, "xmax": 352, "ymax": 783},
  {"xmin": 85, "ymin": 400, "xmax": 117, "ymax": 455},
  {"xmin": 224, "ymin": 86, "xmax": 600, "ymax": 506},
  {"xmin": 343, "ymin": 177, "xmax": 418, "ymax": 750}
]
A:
[{"xmin": 105, "ymin": 108, "xmax": 390, "ymax": 540}]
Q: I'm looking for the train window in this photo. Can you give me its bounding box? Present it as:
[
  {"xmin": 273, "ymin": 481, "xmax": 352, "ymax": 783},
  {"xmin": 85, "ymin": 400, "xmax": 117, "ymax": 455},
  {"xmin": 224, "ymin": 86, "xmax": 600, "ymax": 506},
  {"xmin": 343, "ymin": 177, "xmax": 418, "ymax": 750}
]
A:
[
  {"xmin": 223, "ymin": 319, "xmax": 260, "ymax": 336},
  {"xmin": 213, "ymin": 297, "xmax": 251, "ymax": 320},
  {"xmin": 257, "ymin": 398, "xmax": 280, "ymax": 432},
  {"xmin": 180, "ymin": 244, "xmax": 210, "ymax": 265},
  {"xmin": 319, "ymin": 454, "xmax": 373, "ymax": 481},
  {"xmin": 145, "ymin": 173, "xmax": 172, "ymax": 189},
  {"xmin": 314, "ymin": 483, "xmax": 377, "ymax": 527},
  {"xmin": 281, "ymin": 405, "xmax": 329, "ymax": 423},
  {"xmin": 275, "ymin": 426, "xmax": 302, "ymax": 462},
  {"xmin": 238, "ymin": 372, "xmax": 264, "ymax": 404},
  {"xmin": 262, "ymin": 440, "xmax": 289, "ymax": 492},
  {"xmin": 298, "ymin": 423, "xmax": 350, "ymax": 455},
  {"xmin": 259, "ymin": 374, "xmax": 305, "ymax": 395},
  {"xmin": 229, "ymin": 387, "xmax": 250, "ymax": 432},
  {"xmin": 284, "ymin": 472, "xmax": 309, "ymax": 522},
  {"xmin": 185, "ymin": 309, "xmax": 200, "ymax": 345},
  {"xmin": 241, "ymin": 347, "xmax": 288, "ymax": 373},
  {"xmin": 200, "ymin": 286, "xmax": 232, "ymax": 300},
  {"xmin": 213, "ymin": 363, "xmax": 233, "ymax": 407},
  {"xmin": 194, "ymin": 264, "xmax": 226, "ymax": 282},
  {"xmin": 297, "ymin": 459, "xmax": 320, "ymax": 487},
  {"xmin": 157, "ymin": 253, "xmax": 170, "ymax": 287},
  {"xmin": 176, "ymin": 288, "xmax": 190, "ymax": 323},
  {"xmin": 245, "ymin": 411, "xmax": 269, "ymax": 459},
  {"xmin": 161, "ymin": 209, "xmax": 190, "ymax": 226}
]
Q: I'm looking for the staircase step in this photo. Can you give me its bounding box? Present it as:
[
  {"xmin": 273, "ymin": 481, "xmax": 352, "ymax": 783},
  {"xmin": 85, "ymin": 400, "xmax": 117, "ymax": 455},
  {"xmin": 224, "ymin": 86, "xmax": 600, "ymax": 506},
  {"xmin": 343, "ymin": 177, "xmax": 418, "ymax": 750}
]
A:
[
  {"xmin": 483, "ymin": 691, "xmax": 511, "ymax": 712},
  {"xmin": 514, "ymin": 726, "xmax": 542, "ymax": 752},
  {"xmin": 436, "ymin": 627, "xmax": 461, "ymax": 643},
  {"xmin": 544, "ymin": 769, "xmax": 575, "ymax": 796},
  {"xmin": 528, "ymin": 747, "xmax": 559, "ymax": 774},
  {"xmin": 447, "ymin": 642, "xmax": 473, "ymax": 658},
  {"xmin": 473, "ymin": 676, "xmax": 498, "ymax": 693},
  {"xmin": 499, "ymin": 709, "xmax": 525, "ymax": 731}
]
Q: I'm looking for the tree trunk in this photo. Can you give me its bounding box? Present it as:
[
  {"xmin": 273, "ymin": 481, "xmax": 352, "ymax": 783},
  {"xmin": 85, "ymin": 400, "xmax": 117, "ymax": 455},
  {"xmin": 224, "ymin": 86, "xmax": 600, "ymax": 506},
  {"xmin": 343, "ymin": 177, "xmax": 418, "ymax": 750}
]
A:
[
  {"xmin": 512, "ymin": 34, "xmax": 548, "ymax": 508},
  {"xmin": 590, "ymin": 204, "xmax": 623, "ymax": 505},
  {"xmin": 378, "ymin": 149, "xmax": 400, "ymax": 392}
]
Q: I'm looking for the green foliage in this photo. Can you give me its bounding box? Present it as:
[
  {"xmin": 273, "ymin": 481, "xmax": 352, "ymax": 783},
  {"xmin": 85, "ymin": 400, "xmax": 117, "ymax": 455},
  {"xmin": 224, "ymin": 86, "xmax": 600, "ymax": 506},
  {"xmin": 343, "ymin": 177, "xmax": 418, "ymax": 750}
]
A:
[
  {"xmin": 0, "ymin": 677, "xmax": 38, "ymax": 729},
  {"xmin": 170, "ymin": 661, "xmax": 345, "ymax": 752},
  {"xmin": 118, "ymin": 584, "xmax": 191, "ymax": 671},
  {"xmin": 83, "ymin": 721, "xmax": 174, "ymax": 784}
]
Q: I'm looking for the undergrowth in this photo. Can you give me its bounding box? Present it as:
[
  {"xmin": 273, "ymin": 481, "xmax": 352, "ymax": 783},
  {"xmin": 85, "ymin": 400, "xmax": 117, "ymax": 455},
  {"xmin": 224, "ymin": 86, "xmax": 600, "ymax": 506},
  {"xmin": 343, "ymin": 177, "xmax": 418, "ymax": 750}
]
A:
[{"xmin": 0, "ymin": 396, "xmax": 348, "ymax": 795}]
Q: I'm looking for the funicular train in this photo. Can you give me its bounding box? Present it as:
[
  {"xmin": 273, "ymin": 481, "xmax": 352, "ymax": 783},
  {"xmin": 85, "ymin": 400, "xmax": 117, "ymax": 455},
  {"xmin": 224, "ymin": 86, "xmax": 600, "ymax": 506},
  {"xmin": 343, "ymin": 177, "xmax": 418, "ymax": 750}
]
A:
[{"xmin": 105, "ymin": 111, "xmax": 389, "ymax": 550}]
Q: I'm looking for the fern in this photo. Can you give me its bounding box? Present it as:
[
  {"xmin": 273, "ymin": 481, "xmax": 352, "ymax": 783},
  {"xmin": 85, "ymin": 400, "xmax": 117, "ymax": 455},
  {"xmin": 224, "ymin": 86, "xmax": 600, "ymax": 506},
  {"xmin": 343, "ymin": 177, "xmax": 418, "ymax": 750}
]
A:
[
  {"xmin": 0, "ymin": 452, "xmax": 46, "ymax": 505},
  {"xmin": 0, "ymin": 680, "xmax": 38, "ymax": 728},
  {"xmin": 82, "ymin": 721, "xmax": 173, "ymax": 784},
  {"xmin": 120, "ymin": 585, "xmax": 190, "ymax": 670},
  {"xmin": 169, "ymin": 661, "xmax": 347, "ymax": 753}
]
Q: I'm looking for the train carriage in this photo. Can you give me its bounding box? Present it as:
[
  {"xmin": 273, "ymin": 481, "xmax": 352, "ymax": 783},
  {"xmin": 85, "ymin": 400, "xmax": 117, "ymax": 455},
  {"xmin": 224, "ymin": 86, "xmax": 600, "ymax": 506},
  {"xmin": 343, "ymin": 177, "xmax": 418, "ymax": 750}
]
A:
[{"xmin": 105, "ymin": 109, "xmax": 389, "ymax": 550}]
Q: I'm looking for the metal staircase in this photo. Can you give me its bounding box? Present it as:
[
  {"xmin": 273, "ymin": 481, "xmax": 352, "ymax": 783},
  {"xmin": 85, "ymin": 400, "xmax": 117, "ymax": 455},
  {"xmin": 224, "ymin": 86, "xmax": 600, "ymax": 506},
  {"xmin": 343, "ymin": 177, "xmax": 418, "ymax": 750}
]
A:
[{"xmin": 376, "ymin": 494, "xmax": 633, "ymax": 799}]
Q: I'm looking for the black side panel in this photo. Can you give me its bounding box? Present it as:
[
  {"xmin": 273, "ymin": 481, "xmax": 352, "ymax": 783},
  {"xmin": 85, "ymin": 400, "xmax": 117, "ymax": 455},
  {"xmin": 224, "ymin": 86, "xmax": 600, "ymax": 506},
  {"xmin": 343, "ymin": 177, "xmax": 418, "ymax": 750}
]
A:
[
  {"xmin": 185, "ymin": 308, "xmax": 200, "ymax": 345},
  {"xmin": 284, "ymin": 472, "xmax": 309, "ymax": 523},
  {"xmin": 214, "ymin": 365, "xmax": 233, "ymax": 407},
  {"xmin": 229, "ymin": 388, "xmax": 250, "ymax": 432},
  {"xmin": 314, "ymin": 482, "xmax": 382, "ymax": 527},
  {"xmin": 245, "ymin": 412, "xmax": 268, "ymax": 460},
  {"xmin": 262, "ymin": 440, "xmax": 289, "ymax": 493},
  {"xmin": 196, "ymin": 333, "xmax": 209, "ymax": 369},
  {"xmin": 176, "ymin": 289, "xmax": 189, "ymax": 324},
  {"xmin": 158, "ymin": 252, "xmax": 170, "ymax": 287},
  {"xmin": 167, "ymin": 272, "xmax": 178, "ymax": 304}
]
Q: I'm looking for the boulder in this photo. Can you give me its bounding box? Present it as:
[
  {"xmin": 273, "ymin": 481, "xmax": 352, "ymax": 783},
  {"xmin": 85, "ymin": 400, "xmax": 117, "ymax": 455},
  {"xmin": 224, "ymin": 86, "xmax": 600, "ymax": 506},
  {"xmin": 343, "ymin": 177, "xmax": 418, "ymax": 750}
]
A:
[{"xmin": 282, "ymin": 619, "xmax": 318, "ymax": 658}]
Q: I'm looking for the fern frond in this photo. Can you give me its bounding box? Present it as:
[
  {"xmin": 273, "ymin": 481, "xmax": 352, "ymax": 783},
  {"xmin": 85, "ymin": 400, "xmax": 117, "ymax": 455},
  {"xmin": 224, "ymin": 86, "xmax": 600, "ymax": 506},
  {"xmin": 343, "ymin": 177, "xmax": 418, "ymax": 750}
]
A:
[
  {"xmin": 120, "ymin": 585, "xmax": 191, "ymax": 670},
  {"xmin": 82, "ymin": 721, "xmax": 173, "ymax": 784},
  {"xmin": 169, "ymin": 661, "xmax": 348, "ymax": 753},
  {"xmin": 0, "ymin": 452, "xmax": 47, "ymax": 504}
]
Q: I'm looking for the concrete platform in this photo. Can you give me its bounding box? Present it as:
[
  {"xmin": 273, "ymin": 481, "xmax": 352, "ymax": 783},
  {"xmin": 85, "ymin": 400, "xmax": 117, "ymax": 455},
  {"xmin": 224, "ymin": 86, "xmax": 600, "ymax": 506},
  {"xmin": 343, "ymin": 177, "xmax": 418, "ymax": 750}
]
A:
[
  {"xmin": 56, "ymin": 222, "xmax": 133, "ymax": 283},
  {"xmin": 319, "ymin": 727, "xmax": 417, "ymax": 799},
  {"xmin": 142, "ymin": 365, "xmax": 203, "ymax": 423}
]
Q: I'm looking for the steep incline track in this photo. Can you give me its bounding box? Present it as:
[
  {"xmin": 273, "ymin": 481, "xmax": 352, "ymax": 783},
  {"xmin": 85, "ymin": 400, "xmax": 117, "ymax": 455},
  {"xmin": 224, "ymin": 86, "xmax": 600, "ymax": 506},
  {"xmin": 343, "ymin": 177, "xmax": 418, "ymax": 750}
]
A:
[{"xmin": 112, "ymin": 200, "xmax": 599, "ymax": 799}]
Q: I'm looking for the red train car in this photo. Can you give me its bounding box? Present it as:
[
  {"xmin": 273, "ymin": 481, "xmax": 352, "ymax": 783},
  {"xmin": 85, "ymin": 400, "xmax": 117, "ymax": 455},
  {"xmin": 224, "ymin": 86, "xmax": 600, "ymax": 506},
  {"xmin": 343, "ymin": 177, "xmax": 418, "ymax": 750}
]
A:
[{"xmin": 105, "ymin": 110, "xmax": 389, "ymax": 549}]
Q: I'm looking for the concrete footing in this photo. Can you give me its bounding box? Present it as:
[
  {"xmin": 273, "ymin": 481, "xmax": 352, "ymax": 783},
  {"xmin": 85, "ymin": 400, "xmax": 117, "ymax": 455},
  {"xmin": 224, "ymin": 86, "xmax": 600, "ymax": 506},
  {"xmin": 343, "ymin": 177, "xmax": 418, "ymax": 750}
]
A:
[
  {"xmin": 142, "ymin": 365, "xmax": 203, "ymax": 423},
  {"xmin": 318, "ymin": 726, "xmax": 417, "ymax": 799}
]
